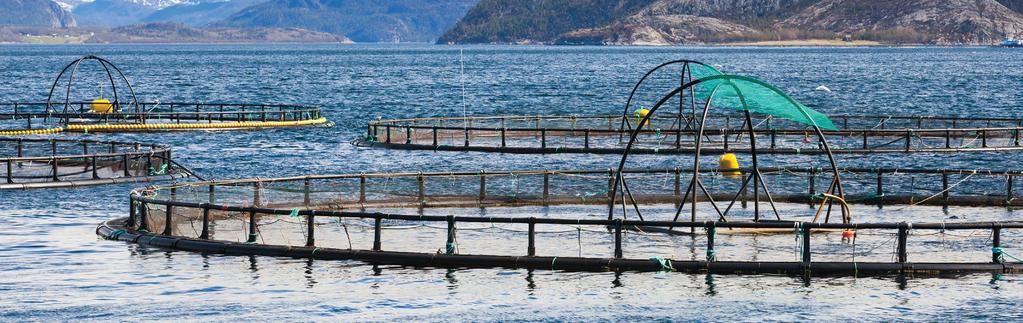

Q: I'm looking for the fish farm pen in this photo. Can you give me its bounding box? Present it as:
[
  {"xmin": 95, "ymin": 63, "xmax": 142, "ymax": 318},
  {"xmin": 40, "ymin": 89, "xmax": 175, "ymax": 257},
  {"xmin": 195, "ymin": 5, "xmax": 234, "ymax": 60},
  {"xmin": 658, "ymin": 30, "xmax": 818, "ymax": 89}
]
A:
[
  {"xmin": 0, "ymin": 138, "xmax": 187, "ymax": 189},
  {"xmin": 94, "ymin": 60, "xmax": 1023, "ymax": 277},
  {"xmin": 357, "ymin": 114, "xmax": 1023, "ymax": 155},
  {"xmin": 99, "ymin": 168, "xmax": 1023, "ymax": 276},
  {"xmin": 0, "ymin": 55, "xmax": 327, "ymax": 135}
]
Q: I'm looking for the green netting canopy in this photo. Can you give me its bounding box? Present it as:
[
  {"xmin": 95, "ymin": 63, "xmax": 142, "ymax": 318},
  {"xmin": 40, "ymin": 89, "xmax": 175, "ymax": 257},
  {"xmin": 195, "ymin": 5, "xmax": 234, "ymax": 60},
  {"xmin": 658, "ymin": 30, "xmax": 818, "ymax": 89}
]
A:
[
  {"xmin": 692, "ymin": 75, "xmax": 837, "ymax": 131},
  {"xmin": 686, "ymin": 61, "xmax": 723, "ymax": 79}
]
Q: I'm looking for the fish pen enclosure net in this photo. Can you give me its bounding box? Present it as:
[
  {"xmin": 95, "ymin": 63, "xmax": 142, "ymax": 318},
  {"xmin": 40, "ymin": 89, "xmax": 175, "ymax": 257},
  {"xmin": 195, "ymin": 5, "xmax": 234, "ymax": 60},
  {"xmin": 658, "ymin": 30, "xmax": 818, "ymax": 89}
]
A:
[
  {"xmin": 0, "ymin": 55, "xmax": 328, "ymax": 134},
  {"xmin": 357, "ymin": 115, "xmax": 1023, "ymax": 154},
  {"xmin": 113, "ymin": 168, "xmax": 1023, "ymax": 275},
  {"xmin": 0, "ymin": 138, "xmax": 186, "ymax": 189},
  {"xmin": 0, "ymin": 102, "xmax": 327, "ymax": 133}
]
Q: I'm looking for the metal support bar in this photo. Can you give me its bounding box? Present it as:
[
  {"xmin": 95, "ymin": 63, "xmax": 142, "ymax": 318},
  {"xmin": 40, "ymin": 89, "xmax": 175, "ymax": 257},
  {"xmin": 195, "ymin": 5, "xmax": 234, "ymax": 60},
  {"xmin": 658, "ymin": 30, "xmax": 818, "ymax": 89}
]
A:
[
  {"xmin": 305, "ymin": 211, "xmax": 315, "ymax": 247},
  {"xmin": 373, "ymin": 217, "xmax": 382, "ymax": 251},
  {"xmin": 199, "ymin": 204, "xmax": 210, "ymax": 239},
  {"xmin": 247, "ymin": 210, "xmax": 257, "ymax": 243},
  {"xmin": 479, "ymin": 170, "xmax": 486, "ymax": 201},
  {"xmin": 706, "ymin": 222, "xmax": 716, "ymax": 261},
  {"xmin": 163, "ymin": 204, "xmax": 173, "ymax": 236},
  {"xmin": 527, "ymin": 218, "xmax": 536, "ymax": 256},
  {"xmin": 801, "ymin": 223, "xmax": 811, "ymax": 263},
  {"xmin": 993, "ymin": 225, "xmax": 1002, "ymax": 263},
  {"xmin": 613, "ymin": 219, "xmax": 623, "ymax": 258},
  {"xmin": 446, "ymin": 216, "xmax": 456, "ymax": 254},
  {"xmin": 897, "ymin": 223, "xmax": 909, "ymax": 264}
]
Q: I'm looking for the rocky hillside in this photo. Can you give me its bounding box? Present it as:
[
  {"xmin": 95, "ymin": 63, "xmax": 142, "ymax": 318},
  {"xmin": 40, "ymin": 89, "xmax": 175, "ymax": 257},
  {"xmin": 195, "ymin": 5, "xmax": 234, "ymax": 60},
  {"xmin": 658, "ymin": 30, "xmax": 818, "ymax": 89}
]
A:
[
  {"xmin": 779, "ymin": 0, "xmax": 1023, "ymax": 44},
  {"xmin": 442, "ymin": 0, "xmax": 1023, "ymax": 45},
  {"xmin": 87, "ymin": 21, "xmax": 345, "ymax": 42},
  {"xmin": 0, "ymin": 0, "xmax": 76, "ymax": 27},
  {"xmin": 214, "ymin": 0, "xmax": 478, "ymax": 43}
]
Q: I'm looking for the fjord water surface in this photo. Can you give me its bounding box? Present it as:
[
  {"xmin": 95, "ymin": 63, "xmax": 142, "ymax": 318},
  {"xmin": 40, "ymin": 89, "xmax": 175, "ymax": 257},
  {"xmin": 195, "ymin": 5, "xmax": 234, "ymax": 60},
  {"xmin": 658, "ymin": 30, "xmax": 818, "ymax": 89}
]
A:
[{"xmin": 1, "ymin": 44, "xmax": 1022, "ymax": 320}]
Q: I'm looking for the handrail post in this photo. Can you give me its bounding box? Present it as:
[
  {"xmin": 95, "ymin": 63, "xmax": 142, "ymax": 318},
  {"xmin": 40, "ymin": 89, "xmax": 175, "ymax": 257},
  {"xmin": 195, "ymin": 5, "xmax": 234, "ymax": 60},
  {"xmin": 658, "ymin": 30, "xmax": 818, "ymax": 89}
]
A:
[
  {"xmin": 303, "ymin": 178, "xmax": 311, "ymax": 206},
  {"xmin": 247, "ymin": 210, "xmax": 257, "ymax": 243},
  {"xmin": 373, "ymin": 217, "xmax": 382, "ymax": 251},
  {"xmin": 385, "ymin": 125, "xmax": 391, "ymax": 143},
  {"xmin": 584, "ymin": 129, "xmax": 590, "ymax": 149},
  {"xmin": 122, "ymin": 153, "xmax": 130, "ymax": 176},
  {"xmin": 208, "ymin": 185, "xmax": 215, "ymax": 204},
  {"xmin": 500, "ymin": 127, "xmax": 506, "ymax": 147},
  {"xmin": 1008, "ymin": 175, "xmax": 1015, "ymax": 201},
  {"xmin": 941, "ymin": 171, "xmax": 950, "ymax": 206},
  {"xmin": 876, "ymin": 169, "xmax": 884, "ymax": 205},
  {"xmin": 993, "ymin": 224, "xmax": 1002, "ymax": 263},
  {"xmin": 463, "ymin": 128, "xmax": 469, "ymax": 147},
  {"xmin": 432, "ymin": 127, "xmax": 438, "ymax": 146},
  {"xmin": 613, "ymin": 219, "xmax": 623, "ymax": 258},
  {"xmin": 706, "ymin": 222, "xmax": 716, "ymax": 261},
  {"xmin": 359, "ymin": 174, "xmax": 367, "ymax": 203},
  {"xmin": 446, "ymin": 215, "xmax": 456, "ymax": 254},
  {"xmin": 478, "ymin": 170, "xmax": 486, "ymax": 201},
  {"xmin": 897, "ymin": 222, "xmax": 909, "ymax": 264},
  {"xmin": 527, "ymin": 218, "xmax": 536, "ymax": 256},
  {"xmin": 801, "ymin": 223, "xmax": 811, "ymax": 263},
  {"xmin": 904, "ymin": 130, "xmax": 911, "ymax": 152},
  {"xmin": 138, "ymin": 202, "xmax": 150, "ymax": 232},
  {"xmin": 51, "ymin": 157, "xmax": 59, "ymax": 181},
  {"xmin": 673, "ymin": 167, "xmax": 681, "ymax": 207},
  {"xmin": 5, "ymin": 160, "xmax": 12, "ymax": 184},
  {"xmin": 541, "ymin": 128, "xmax": 547, "ymax": 149},
  {"xmin": 542, "ymin": 170, "xmax": 550, "ymax": 204},
  {"xmin": 91, "ymin": 156, "xmax": 99, "ymax": 179},
  {"xmin": 417, "ymin": 173, "xmax": 425, "ymax": 204},
  {"xmin": 305, "ymin": 211, "xmax": 315, "ymax": 247},
  {"xmin": 199, "ymin": 204, "xmax": 210, "ymax": 239},
  {"xmin": 163, "ymin": 204, "xmax": 173, "ymax": 236},
  {"xmin": 128, "ymin": 198, "xmax": 136, "ymax": 228}
]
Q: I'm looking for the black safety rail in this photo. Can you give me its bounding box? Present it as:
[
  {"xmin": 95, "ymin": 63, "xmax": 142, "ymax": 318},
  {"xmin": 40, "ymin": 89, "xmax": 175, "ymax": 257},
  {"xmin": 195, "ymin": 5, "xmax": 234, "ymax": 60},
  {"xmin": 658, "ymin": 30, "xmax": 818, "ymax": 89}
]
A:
[
  {"xmin": 358, "ymin": 115, "xmax": 1023, "ymax": 154},
  {"xmin": 1, "ymin": 138, "xmax": 183, "ymax": 189}
]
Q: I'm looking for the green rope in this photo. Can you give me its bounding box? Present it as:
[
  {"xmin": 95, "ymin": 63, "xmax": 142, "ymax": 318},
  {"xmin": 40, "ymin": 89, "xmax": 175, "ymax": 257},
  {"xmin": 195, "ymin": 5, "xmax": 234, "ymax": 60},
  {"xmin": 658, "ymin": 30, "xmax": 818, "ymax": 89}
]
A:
[
  {"xmin": 993, "ymin": 247, "xmax": 1023, "ymax": 263},
  {"xmin": 148, "ymin": 163, "xmax": 168, "ymax": 176},
  {"xmin": 107, "ymin": 229, "xmax": 126, "ymax": 239},
  {"xmin": 289, "ymin": 208, "xmax": 300, "ymax": 217},
  {"xmin": 649, "ymin": 257, "xmax": 674, "ymax": 271},
  {"xmin": 446, "ymin": 242, "xmax": 456, "ymax": 254}
]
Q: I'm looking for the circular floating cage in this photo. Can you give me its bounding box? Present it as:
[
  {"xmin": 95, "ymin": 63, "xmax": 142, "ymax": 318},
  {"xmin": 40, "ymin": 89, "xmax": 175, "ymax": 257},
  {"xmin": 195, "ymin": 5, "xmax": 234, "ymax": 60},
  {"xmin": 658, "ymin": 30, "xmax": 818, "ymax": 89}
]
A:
[
  {"xmin": 1, "ymin": 138, "xmax": 188, "ymax": 189},
  {"xmin": 99, "ymin": 166, "xmax": 1023, "ymax": 276},
  {"xmin": 0, "ymin": 55, "xmax": 327, "ymax": 135},
  {"xmin": 357, "ymin": 59, "xmax": 1023, "ymax": 155},
  {"xmin": 358, "ymin": 114, "xmax": 1023, "ymax": 154}
]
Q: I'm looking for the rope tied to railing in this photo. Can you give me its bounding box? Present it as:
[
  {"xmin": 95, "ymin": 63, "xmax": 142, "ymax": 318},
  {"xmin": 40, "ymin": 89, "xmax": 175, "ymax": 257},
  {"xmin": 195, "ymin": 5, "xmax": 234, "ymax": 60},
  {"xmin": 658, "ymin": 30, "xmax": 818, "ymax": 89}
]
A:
[
  {"xmin": 649, "ymin": 257, "xmax": 674, "ymax": 271},
  {"xmin": 993, "ymin": 247, "xmax": 1023, "ymax": 263}
]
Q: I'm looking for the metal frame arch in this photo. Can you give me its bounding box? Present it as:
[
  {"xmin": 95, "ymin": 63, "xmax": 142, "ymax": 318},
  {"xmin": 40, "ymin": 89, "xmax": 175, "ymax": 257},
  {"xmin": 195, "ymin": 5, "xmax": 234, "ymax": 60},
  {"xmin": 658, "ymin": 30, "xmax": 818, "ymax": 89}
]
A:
[
  {"xmin": 608, "ymin": 74, "xmax": 848, "ymax": 225},
  {"xmin": 45, "ymin": 55, "xmax": 141, "ymax": 124},
  {"xmin": 618, "ymin": 59, "xmax": 721, "ymax": 138}
]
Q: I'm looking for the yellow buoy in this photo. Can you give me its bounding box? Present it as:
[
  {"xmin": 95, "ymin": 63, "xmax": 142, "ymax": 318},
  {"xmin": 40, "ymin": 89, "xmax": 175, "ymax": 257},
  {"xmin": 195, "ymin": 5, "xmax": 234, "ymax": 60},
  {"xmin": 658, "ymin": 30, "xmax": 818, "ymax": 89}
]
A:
[
  {"xmin": 90, "ymin": 99, "xmax": 113, "ymax": 113},
  {"xmin": 633, "ymin": 108, "xmax": 650, "ymax": 127},
  {"xmin": 719, "ymin": 153, "xmax": 741, "ymax": 178}
]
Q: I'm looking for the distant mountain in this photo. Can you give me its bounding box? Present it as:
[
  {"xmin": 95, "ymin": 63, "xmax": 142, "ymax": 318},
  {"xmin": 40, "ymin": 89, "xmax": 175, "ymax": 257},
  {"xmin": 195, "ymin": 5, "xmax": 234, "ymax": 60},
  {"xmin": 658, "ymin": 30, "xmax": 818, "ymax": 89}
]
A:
[
  {"xmin": 0, "ymin": 0, "xmax": 76, "ymax": 27},
  {"xmin": 142, "ymin": 0, "xmax": 266, "ymax": 26},
  {"xmin": 442, "ymin": 0, "xmax": 1023, "ymax": 45},
  {"xmin": 73, "ymin": 0, "xmax": 156, "ymax": 27},
  {"xmin": 214, "ymin": 0, "xmax": 478, "ymax": 42},
  {"xmin": 779, "ymin": 0, "xmax": 1023, "ymax": 44},
  {"xmin": 438, "ymin": 0, "xmax": 652, "ymax": 44},
  {"xmin": 86, "ymin": 21, "xmax": 345, "ymax": 42}
]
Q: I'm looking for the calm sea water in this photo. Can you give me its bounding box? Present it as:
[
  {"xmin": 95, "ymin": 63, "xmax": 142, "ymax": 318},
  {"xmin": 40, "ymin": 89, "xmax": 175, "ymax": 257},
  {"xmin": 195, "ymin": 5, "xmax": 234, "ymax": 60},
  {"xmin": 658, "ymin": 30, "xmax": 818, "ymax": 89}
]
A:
[{"xmin": 1, "ymin": 44, "xmax": 1022, "ymax": 321}]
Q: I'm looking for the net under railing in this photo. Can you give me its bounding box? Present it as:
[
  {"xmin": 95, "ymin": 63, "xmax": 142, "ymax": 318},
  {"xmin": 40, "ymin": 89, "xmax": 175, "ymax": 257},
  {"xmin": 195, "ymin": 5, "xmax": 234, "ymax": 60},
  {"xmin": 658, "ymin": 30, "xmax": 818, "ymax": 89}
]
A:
[{"xmin": 1, "ymin": 138, "xmax": 174, "ymax": 185}]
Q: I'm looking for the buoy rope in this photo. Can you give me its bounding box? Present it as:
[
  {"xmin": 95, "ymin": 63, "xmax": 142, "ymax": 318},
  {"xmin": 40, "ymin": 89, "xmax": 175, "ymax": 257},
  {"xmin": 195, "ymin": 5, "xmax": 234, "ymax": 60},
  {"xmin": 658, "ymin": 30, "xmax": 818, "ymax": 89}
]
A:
[
  {"xmin": 65, "ymin": 117, "xmax": 327, "ymax": 132},
  {"xmin": 0, "ymin": 127, "xmax": 64, "ymax": 136}
]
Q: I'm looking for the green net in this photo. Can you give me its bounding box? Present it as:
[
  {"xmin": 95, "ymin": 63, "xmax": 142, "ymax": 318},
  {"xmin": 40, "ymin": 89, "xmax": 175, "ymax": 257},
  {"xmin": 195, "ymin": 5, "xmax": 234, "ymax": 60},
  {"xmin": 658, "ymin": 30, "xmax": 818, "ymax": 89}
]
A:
[
  {"xmin": 692, "ymin": 75, "xmax": 837, "ymax": 131},
  {"xmin": 687, "ymin": 61, "xmax": 723, "ymax": 79}
]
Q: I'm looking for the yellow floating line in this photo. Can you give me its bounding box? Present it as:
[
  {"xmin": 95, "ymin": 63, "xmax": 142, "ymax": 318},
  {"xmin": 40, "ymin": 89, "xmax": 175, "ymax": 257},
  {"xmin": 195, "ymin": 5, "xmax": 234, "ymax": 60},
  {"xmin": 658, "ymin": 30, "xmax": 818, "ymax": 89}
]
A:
[
  {"xmin": 66, "ymin": 117, "xmax": 328, "ymax": 132},
  {"xmin": 0, "ymin": 127, "xmax": 65, "ymax": 136}
]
